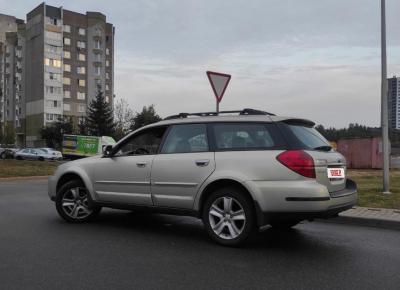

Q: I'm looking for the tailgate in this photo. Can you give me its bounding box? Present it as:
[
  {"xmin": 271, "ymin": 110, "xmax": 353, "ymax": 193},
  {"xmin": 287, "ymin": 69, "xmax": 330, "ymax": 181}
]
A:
[{"xmin": 306, "ymin": 150, "xmax": 347, "ymax": 194}]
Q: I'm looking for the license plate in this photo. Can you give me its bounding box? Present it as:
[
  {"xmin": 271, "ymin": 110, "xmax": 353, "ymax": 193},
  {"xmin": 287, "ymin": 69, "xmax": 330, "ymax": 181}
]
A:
[{"xmin": 327, "ymin": 168, "xmax": 345, "ymax": 179}]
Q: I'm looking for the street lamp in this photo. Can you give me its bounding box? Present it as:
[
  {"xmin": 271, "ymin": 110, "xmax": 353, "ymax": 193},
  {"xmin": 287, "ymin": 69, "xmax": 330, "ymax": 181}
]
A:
[{"xmin": 381, "ymin": 0, "xmax": 391, "ymax": 194}]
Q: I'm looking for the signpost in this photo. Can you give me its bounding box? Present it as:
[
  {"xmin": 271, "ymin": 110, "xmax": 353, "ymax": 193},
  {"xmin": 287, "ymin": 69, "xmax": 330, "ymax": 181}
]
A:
[{"xmin": 206, "ymin": 71, "xmax": 231, "ymax": 113}]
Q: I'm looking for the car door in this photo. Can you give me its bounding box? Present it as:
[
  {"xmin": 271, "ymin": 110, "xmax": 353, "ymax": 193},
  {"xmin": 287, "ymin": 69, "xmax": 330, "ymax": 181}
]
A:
[
  {"xmin": 93, "ymin": 126, "xmax": 167, "ymax": 206},
  {"xmin": 151, "ymin": 123, "xmax": 215, "ymax": 209}
]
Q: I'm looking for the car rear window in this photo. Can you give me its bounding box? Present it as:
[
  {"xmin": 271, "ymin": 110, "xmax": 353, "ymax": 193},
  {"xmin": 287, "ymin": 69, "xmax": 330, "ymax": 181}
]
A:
[
  {"xmin": 286, "ymin": 124, "xmax": 331, "ymax": 150},
  {"xmin": 212, "ymin": 123, "xmax": 286, "ymax": 151}
]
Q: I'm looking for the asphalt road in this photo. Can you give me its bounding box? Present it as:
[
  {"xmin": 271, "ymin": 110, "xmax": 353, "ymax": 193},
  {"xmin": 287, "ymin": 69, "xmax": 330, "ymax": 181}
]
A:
[{"xmin": 1, "ymin": 179, "xmax": 400, "ymax": 290}]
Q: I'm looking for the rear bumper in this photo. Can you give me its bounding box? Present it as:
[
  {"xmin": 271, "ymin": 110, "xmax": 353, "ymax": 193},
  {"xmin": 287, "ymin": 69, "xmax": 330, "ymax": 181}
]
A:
[{"xmin": 247, "ymin": 179, "xmax": 357, "ymax": 226}]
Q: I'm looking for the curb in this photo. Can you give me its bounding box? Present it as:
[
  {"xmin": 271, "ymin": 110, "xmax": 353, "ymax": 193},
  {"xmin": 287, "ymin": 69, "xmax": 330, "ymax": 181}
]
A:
[
  {"xmin": 0, "ymin": 176, "xmax": 50, "ymax": 182},
  {"xmin": 322, "ymin": 216, "xmax": 400, "ymax": 231},
  {"xmin": 320, "ymin": 207, "xmax": 400, "ymax": 231}
]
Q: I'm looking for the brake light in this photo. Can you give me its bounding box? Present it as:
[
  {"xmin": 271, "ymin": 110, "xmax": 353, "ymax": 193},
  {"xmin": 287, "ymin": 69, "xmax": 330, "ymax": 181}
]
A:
[{"xmin": 276, "ymin": 150, "xmax": 316, "ymax": 178}]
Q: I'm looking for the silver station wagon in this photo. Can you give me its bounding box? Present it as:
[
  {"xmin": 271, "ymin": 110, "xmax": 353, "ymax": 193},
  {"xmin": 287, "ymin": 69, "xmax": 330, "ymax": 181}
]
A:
[{"xmin": 48, "ymin": 109, "xmax": 357, "ymax": 246}]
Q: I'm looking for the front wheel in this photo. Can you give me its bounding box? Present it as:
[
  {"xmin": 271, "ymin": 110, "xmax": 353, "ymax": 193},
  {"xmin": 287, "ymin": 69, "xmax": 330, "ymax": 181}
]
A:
[
  {"xmin": 202, "ymin": 187, "xmax": 255, "ymax": 246},
  {"xmin": 55, "ymin": 180, "xmax": 101, "ymax": 223}
]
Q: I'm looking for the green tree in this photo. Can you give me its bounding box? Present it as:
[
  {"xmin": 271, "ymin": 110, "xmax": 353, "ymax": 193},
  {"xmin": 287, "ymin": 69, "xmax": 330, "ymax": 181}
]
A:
[
  {"xmin": 130, "ymin": 105, "xmax": 162, "ymax": 131},
  {"xmin": 40, "ymin": 118, "xmax": 73, "ymax": 149},
  {"xmin": 3, "ymin": 123, "xmax": 16, "ymax": 145},
  {"xmin": 86, "ymin": 89, "xmax": 115, "ymax": 136}
]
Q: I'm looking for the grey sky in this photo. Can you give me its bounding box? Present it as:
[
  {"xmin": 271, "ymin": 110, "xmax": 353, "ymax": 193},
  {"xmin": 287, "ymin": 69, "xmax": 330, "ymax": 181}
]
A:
[{"xmin": 2, "ymin": 0, "xmax": 400, "ymax": 127}]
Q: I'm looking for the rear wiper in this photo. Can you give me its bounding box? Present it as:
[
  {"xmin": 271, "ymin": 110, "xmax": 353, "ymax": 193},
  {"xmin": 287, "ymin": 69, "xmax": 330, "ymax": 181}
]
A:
[{"xmin": 313, "ymin": 145, "xmax": 332, "ymax": 152}]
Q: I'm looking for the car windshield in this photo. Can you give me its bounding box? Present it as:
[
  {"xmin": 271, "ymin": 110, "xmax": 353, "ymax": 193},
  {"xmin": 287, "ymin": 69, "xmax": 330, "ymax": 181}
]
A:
[{"xmin": 287, "ymin": 125, "xmax": 331, "ymax": 151}]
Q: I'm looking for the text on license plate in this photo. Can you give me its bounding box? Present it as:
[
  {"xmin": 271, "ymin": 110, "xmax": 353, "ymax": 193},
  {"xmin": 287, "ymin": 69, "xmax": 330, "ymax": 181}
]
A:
[{"xmin": 327, "ymin": 168, "xmax": 345, "ymax": 179}]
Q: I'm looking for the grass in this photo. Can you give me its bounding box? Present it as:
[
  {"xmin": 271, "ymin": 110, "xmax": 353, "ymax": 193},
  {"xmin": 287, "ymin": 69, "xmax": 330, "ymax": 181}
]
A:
[
  {"xmin": 0, "ymin": 160, "xmax": 399, "ymax": 209},
  {"xmin": 0, "ymin": 159, "xmax": 61, "ymax": 178},
  {"xmin": 348, "ymin": 169, "xmax": 400, "ymax": 209}
]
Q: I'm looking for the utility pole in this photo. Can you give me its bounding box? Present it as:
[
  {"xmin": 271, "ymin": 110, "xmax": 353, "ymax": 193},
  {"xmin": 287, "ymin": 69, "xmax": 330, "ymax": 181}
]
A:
[{"xmin": 381, "ymin": 0, "xmax": 391, "ymax": 194}]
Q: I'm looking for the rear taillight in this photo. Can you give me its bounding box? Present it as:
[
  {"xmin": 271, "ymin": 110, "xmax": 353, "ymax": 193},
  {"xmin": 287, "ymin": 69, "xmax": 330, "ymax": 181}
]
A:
[{"xmin": 276, "ymin": 150, "xmax": 316, "ymax": 178}]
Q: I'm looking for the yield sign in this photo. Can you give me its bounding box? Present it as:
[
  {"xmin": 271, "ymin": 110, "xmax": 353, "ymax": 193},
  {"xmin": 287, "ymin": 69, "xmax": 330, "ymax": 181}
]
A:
[{"xmin": 206, "ymin": 71, "xmax": 231, "ymax": 103}]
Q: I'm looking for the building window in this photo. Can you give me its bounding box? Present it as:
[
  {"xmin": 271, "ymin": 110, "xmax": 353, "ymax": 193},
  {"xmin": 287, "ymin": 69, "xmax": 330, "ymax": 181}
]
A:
[
  {"xmin": 106, "ymin": 84, "xmax": 109, "ymax": 91},
  {"xmin": 45, "ymin": 72, "xmax": 61, "ymax": 82},
  {"xmin": 46, "ymin": 58, "xmax": 62, "ymax": 68},
  {"xmin": 78, "ymin": 28, "xmax": 86, "ymax": 36},
  {"xmin": 77, "ymin": 66, "xmax": 86, "ymax": 74},
  {"xmin": 77, "ymin": 53, "xmax": 86, "ymax": 61},
  {"xmin": 77, "ymin": 41, "xmax": 86, "ymax": 49},
  {"xmin": 77, "ymin": 92, "xmax": 86, "ymax": 100},
  {"xmin": 63, "ymin": 24, "xmax": 71, "ymax": 33},
  {"xmin": 95, "ymin": 53, "xmax": 101, "ymax": 61},
  {"xmin": 94, "ymin": 40, "xmax": 101, "ymax": 49},
  {"xmin": 105, "ymin": 96, "xmax": 110, "ymax": 103},
  {"xmin": 64, "ymin": 51, "xmax": 71, "ymax": 59},
  {"xmin": 45, "ymin": 86, "xmax": 62, "ymax": 94},
  {"xmin": 106, "ymin": 72, "xmax": 109, "ymax": 79},
  {"xmin": 63, "ymin": 103, "xmax": 70, "ymax": 111},
  {"xmin": 45, "ymin": 44, "xmax": 61, "ymax": 54},
  {"xmin": 64, "ymin": 90, "xmax": 71, "ymax": 98},
  {"xmin": 95, "ymin": 79, "xmax": 102, "ymax": 87},
  {"xmin": 78, "ymin": 104, "xmax": 86, "ymax": 113},
  {"xmin": 46, "ymin": 100, "xmax": 60, "ymax": 108},
  {"xmin": 63, "ymin": 77, "xmax": 71, "ymax": 85},
  {"xmin": 54, "ymin": 59, "xmax": 62, "ymax": 68},
  {"xmin": 64, "ymin": 37, "xmax": 71, "ymax": 45},
  {"xmin": 78, "ymin": 79, "xmax": 86, "ymax": 87},
  {"xmin": 106, "ymin": 48, "xmax": 110, "ymax": 55},
  {"xmin": 46, "ymin": 113, "xmax": 53, "ymax": 121},
  {"xmin": 46, "ymin": 17, "xmax": 59, "ymax": 26},
  {"xmin": 106, "ymin": 60, "xmax": 110, "ymax": 67},
  {"xmin": 95, "ymin": 66, "xmax": 101, "ymax": 75},
  {"xmin": 64, "ymin": 64, "xmax": 71, "ymax": 72}
]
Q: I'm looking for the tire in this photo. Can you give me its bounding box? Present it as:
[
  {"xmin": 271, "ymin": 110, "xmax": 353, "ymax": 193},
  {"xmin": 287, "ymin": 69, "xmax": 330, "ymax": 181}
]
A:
[
  {"xmin": 16, "ymin": 156, "xmax": 22, "ymax": 160},
  {"xmin": 202, "ymin": 187, "xmax": 256, "ymax": 246},
  {"xmin": 0, "ymin": 152, "xmax": 5, "ymax": 160},
  {"xmin": 269, "ymin": 220, "xmax": 301, "ymax": 230},
  {"xmin": 38, "ymin": 157, "xmax": 45, "ymax": 161},
  {"xmin": 55, "ymin": 180, "xmax": 101, "ymax": 223}
]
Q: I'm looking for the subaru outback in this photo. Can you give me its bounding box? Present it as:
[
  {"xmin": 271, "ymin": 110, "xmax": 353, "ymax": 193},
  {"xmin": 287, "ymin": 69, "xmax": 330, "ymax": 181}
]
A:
[{"xmin": 48, "ymin": 109, "xmax": 357, "ymax": 246}]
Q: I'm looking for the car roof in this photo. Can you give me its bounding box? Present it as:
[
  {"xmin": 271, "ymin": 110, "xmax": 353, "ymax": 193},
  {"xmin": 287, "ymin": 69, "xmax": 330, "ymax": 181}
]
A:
[{"xmin": 116, "ymin": 110, "xmax": 315, "ymax": 145}]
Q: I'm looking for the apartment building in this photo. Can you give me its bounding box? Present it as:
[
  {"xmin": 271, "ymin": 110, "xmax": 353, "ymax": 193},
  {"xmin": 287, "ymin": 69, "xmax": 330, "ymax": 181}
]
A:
[
  {"xmin": 25, "ymin": 3, "xmax": 114, "ymax": 147},
  {"xmin": 388, "ymin": 76, "xmax": 400, "ymax": 130},
  {"xmin": 0, "ymin": 14, "xmax": 26, "ymax": 146}
]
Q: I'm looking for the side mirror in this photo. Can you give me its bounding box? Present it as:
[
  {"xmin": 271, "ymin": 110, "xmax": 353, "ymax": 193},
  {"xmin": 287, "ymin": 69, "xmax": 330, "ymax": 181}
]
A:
[{"xmin": 103, "ymin": 145, "xmax": 113, "ymax": 157}]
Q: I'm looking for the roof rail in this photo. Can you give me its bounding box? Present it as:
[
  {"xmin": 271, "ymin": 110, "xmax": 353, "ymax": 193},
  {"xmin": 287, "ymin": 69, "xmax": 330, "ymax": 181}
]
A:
[{"xmin": 164, "ymin": 108, "xmax": 275, "ymax": 120}]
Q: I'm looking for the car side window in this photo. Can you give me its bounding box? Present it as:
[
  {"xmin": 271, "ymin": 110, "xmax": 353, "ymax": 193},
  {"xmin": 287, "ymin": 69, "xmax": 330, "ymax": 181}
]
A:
[
  {"xmin": 161, "ymin": 124, "xmax": 209, "ymax": 154},
  {"xmin": 114, "ymin": 126, "xmax": 167, "ymax": 157},
  {"xmin": 212, "ymin": 123, "xmax": 286, "ymax": 150}
]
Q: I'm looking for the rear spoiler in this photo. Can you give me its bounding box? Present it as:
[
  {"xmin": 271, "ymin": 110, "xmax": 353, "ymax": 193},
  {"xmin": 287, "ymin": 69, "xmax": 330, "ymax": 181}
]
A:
[{"xmin": 281, "ymin": 118, "xmax": 315, "ymax": 127}]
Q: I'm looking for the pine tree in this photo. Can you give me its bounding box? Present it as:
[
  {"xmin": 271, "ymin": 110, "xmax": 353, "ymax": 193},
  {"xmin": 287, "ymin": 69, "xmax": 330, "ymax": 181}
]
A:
[
  {"xmin": 130, "ymin": 105, "xmax": 162, "ymax": 131},
  {"xmin": 86, "ymin": 89, "xmax": 115, "ymax": 136}
]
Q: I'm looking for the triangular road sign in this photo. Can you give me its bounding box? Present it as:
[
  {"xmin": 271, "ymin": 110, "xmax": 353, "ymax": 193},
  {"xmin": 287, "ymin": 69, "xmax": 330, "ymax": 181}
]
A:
[{"xmin": 206, "ymin": 71, "xmax": 231, "ymax": 103}]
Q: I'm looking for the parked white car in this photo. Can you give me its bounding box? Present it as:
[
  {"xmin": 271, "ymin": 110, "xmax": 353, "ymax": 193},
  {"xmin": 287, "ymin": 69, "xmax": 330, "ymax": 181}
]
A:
[
  {"xmin": 39, "ymin": 148, "xmax": 63, "ymax": 160},
  {"xmin": 15, "ymin": 148, "xmax": 59, "ymax": 161},
  {"xmin": 48, "ymin": 109, "xmax": 357, "ymax": 246}
]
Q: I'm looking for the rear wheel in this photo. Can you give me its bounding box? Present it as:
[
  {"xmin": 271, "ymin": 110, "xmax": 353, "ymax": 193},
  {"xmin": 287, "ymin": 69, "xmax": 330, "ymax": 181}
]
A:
[
  {"xmin": 269, "ymin": 220, "xmax": 301, "ymax": 230},
  {"xmin": 202, "ymin": 187, "xmax": 255, "ymax": 246},
  {"xmin": 0, "ymin": 152, "xmax": 5, "ymax": 160},
  {"xmin": 38, "ymin": 157, "xmax": 45, "ymax": 161},
  {"xmin": 16, "ymin": 156, "xmax": 22, "ymax": 160},
  {"xmin": 55, "ymin": 180, "xmax": 101, "ymax": 223}
]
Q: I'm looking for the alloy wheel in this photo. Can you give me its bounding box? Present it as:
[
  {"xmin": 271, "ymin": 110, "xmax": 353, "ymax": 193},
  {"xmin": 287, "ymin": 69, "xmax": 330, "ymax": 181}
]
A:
[
  {"xmin": 208, "ymin": 196, "xmax": 246, "ymax": 240},
  {"xmin": 61, "ymin": 187, "xmax": 93, "ymax": 220}
]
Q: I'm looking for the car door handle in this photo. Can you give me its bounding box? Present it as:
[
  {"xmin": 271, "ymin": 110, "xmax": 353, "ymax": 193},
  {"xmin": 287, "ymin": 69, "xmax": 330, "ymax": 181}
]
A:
[
  {"xmin": 136, "ymin": 162, "xmax": 147, "ymax": 167},
  {"xmin": 195, "ymin": 159, "xmax": 210, "ymax": 167}
]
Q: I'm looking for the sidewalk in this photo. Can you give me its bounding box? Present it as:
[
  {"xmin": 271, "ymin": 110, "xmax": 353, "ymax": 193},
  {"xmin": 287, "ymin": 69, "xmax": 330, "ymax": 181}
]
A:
[{"xmin": 325, "ymin": 206, "xmax": 400, "ymax": 230}]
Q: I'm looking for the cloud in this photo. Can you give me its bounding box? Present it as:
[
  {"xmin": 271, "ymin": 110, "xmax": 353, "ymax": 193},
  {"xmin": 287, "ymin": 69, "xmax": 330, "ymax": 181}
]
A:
[{"xmin": 2, "ymin": 0, "xmax": 400, "ymax": 127}]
